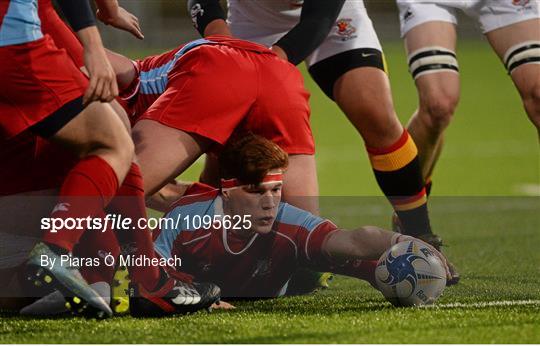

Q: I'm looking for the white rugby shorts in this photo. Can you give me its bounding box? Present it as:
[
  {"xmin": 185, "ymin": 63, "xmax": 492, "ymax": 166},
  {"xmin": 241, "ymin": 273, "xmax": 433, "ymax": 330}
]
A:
[
  {"xmin": 397, "ymin": 0, "xmax": 540, "ymax": 36},
  {"xmin": 227, "ymin": 0, "xmax": 383, "ymax": 66}
]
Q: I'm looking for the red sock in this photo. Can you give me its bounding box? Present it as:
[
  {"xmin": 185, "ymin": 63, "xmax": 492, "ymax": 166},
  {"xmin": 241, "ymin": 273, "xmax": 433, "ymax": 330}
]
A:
[
  {"xmin": 75, "ymin": 212, "xmax": 120, "ymax": 284},
  {"xmin": 43, "ymin": 155, "xmax": 119, "ymax": 252},
  {"xmin": 108, "ymin": 163, "xmax": 160, "ymax": 291}
]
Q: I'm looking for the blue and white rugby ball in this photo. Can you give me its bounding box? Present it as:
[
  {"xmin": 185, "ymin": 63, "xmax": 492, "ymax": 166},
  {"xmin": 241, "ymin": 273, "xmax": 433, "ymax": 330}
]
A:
[{"xmin": 375, "ymin": 240, "xmax": 446, "ymax": 306}]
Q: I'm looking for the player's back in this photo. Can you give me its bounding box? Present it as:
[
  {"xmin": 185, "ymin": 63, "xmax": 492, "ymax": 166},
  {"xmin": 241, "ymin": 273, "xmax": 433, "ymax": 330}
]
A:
[{"xmin": 0, "ymin": 0, "xmax": 42, "ymax": 47}]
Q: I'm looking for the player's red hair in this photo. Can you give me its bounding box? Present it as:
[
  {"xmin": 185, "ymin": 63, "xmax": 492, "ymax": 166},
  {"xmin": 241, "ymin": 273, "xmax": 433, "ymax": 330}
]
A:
[{"xmin": 219, "ymin": 132, "xmax": 288, "ymax": 185}]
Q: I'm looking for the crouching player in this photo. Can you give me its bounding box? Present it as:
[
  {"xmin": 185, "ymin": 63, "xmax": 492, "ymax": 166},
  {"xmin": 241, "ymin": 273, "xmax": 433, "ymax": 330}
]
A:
[
  {"xmin": 108, "ymin": 35, "xmax": 318, "ymax": 215},
  {"xmin": 152, "ymin": 133, "xmax": 451, "ymax": 299}
]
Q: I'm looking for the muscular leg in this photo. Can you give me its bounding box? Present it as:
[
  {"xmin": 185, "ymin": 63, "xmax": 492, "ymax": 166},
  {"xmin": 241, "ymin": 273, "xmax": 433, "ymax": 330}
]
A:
[
  {"xmin": 404, "ymin": 21, "xmax": 460, "ymax": 180},
  {"xmin": 282, "ymin": 154, "xmax": 319, "ymax": 215},
  {"xmin": 486, "ymin": 18, "xmax": 540, "ymax": 140},
  {"xmin": 334, "ymin": 67, "xmax": 403, "ymax": 146},
  {"xmin": 49, "ymin": 101, "xmax": 133, "ymax": 181},
  {"xmin": 331, "ymin": 65, "xmax": 432, "ymax": 237},
  {"xmin": 132, "ymin": 120, "xmax": 212, "ymax": 197},
  {"xmin": 42, "ymin": 101, "xmax": 134, "ymax": 251},
  {"xmin": 114, "ymin": 120, "xmax": 212, "ymax": 290}
]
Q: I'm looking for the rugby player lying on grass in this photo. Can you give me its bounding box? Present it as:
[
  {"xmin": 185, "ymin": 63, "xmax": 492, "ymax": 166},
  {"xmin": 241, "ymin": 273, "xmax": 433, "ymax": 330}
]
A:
[
  {"xmin": 151, "ymin": 133, "xmax": 452, "ymax": 299},
  {"xmin": 23, "ymin": 133, "xmax": 451, "ymax": 313}
]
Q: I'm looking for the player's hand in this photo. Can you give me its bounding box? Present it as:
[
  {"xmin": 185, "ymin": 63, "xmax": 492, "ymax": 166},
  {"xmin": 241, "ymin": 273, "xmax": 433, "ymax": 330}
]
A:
[
  {"xmin": 97, "ymin": 6, "xmax": 144, "ymax": 40},
  {"xmin": 396, "ymin": 235, "xmax": 452, "ymax": 282},
  {"xmin": 211, "ymin": 300, "xmax": 236, "ymax": 310},
  {"xmin": 83, "ymin": 45, "xmax": 118, "ymax": 105}
]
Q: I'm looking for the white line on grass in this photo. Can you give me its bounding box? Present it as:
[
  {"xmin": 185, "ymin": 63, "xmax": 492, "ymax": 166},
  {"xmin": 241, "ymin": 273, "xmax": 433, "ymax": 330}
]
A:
[
  {"xmin": 514, "ymin": 184, "xmax": 540, "ymax": 196},
  {"xmin": 426, "ymin": 299, "xmax": 540, "ymax": 309}
]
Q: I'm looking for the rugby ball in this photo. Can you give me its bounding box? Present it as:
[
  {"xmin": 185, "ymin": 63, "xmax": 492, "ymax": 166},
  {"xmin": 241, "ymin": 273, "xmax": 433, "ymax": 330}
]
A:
[{"xmin": 375, "ymin": 240, "xmax": 446, "ymax": 306}]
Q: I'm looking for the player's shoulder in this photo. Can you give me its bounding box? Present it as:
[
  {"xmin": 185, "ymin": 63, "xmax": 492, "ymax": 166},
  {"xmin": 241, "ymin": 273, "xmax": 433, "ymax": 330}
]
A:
[
  {"xmin": 154, "ymin": 183, "xmax": 218, "ymax": 255},
  {"xmin": 274, "ymin": 202, "xmax": 328, "ymax": 233}
]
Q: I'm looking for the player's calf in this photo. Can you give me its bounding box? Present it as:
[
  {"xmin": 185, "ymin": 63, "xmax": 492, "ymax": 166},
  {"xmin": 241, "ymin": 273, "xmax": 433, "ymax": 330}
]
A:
[
  {"xmin": 504, "ymin": 43, "xmax": 540, "ymax": 137},
  {"xmin": 517, "ymin": 73, "xmax": 540, "ymax": 135},
  {"xmin": 522, "ymin": 87, "xmax": 540, "ymax": 136}
]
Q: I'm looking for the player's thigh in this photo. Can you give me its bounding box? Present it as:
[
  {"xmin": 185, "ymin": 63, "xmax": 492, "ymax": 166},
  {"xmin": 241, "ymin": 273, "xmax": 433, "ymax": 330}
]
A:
[
  {"xmin": 404, "ymin": 20, "xmax": 457, "ymax": 53},
  {"xmin": 333, "ymin": 66, "xmax": 402, "ymax": 145},
  {"xmin": 51, "ymin": 102, "xmax": 134, "ymax": 161},
  {"xmin": 131, "ymin": 120, "xmax": 212, "ymax": 196},
  {"xmin": 307, "ymin": 2, "xmax": 403, "ymax": 145},
  {"xmin": 486, "ymin": 19, "xmax": 540, "ymax": 101},
  {"xmin": 200, "ymin": 154, "xmax": 221, "ymax": 188},
  {"xmin": 405, "ymin": 21, "xmax": 460, "ymax": 117},
  {"xmin": 282, "ymin": 154, "xmax": 319, "ymax": 215}
]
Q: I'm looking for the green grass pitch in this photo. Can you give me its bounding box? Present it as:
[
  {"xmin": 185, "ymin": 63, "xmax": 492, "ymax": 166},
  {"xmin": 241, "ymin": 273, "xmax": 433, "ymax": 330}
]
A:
[{"xmin": 1, "ymin": 40, "xmax": 539, "ymax": 343}]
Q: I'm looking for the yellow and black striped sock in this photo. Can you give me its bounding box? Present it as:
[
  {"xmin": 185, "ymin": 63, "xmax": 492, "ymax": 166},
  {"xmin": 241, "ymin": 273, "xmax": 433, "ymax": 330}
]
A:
[{"xmin": 367, "ymin": 130, "xmax": 432, "ymax": 237}]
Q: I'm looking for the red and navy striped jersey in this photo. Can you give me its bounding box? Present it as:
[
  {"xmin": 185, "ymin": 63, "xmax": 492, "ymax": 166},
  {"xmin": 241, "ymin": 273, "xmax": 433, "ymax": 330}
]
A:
[{"xmin": 153, "ymin": 183, "xmax": 338, "ymax": 298}]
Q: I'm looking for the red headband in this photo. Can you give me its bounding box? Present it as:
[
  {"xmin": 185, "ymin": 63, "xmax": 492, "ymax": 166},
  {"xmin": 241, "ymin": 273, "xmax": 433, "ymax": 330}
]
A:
[{"xmin": 221, "ymin": 172, "xmax": 284, "ymax": 191}]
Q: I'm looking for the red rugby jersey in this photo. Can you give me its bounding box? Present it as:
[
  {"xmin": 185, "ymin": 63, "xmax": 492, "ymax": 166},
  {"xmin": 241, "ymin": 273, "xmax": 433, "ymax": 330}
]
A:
[{"xmin": 153, "ymin": 183, "xmax": 338, "ymax": 298}]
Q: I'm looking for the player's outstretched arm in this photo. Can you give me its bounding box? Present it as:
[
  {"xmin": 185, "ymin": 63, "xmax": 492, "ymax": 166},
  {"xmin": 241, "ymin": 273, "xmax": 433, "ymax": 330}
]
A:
[
  {"xmin": 322, "ymin": 227, "xmax": 452, "ymax": 280},
  {"xmin": 56, "ymin": 0, "xmax": 118, "ymax": 104},
  {"xmin": 96, "ymin": 0, "xmax": 144, "ymax": 39},
  {"xmin": 323, "ymin": 226, "xmax": 395, "ymax": 261},
  {"xmin": 187, "ymin": 0, "xmax": 232, "ymax": 37},
  {"xmin": 272, "ymin": 0, "xmax": 346, "ymax": 65}
]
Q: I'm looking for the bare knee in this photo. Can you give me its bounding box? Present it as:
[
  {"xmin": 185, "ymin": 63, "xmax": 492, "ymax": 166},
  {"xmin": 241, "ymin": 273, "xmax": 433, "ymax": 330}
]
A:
[
  {"xmin": 419, "ymin": 92, "xmax": 459, "ymax": 133},
  {"xmin": 105, "ymin": 127, "xmax": 135, "ymax": 167},
  {"xmin": 82, "ymin": 105, "xmax": 135, "ymax": 167},
  {"xmin": 110, "ymin": 99, "xmax": 132, "ymax": 134}
]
